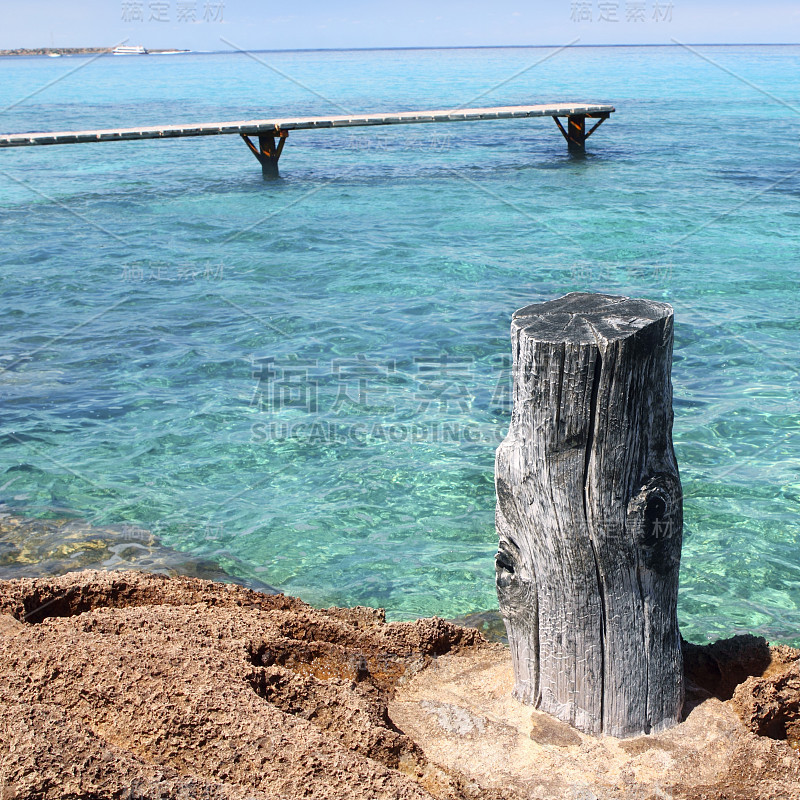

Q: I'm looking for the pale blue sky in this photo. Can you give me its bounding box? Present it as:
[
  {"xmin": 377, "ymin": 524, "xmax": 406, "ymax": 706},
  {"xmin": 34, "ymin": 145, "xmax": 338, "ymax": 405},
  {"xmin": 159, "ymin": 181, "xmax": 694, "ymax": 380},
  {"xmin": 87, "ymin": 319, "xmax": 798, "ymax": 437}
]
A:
[{"xmin": 3, "ymin": 0, "xmax": 799, "ymax": 50}]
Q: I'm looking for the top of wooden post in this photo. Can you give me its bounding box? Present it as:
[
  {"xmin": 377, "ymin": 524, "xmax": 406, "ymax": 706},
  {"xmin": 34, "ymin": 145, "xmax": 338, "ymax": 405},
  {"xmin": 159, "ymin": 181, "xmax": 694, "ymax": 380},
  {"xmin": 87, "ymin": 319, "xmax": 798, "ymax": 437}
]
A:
[{"xmin": 512, "ymin": 292, "xmax": 673, "ymax": 345}]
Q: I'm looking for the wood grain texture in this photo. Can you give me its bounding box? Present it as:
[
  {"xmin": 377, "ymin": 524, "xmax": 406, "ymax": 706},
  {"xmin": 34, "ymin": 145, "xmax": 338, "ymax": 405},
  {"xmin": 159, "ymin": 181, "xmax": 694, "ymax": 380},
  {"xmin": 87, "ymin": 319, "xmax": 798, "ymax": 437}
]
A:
[{"xmin": 495, "ymin": 292, "xmax": 683, "ymax": 738}]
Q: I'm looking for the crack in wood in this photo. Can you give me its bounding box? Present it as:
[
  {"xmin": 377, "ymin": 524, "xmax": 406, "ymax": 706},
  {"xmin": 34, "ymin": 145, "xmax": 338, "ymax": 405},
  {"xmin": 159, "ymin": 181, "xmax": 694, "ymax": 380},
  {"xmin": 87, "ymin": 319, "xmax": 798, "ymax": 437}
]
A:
[{"xmin": 583, "ymin": 346, "xmax": 605, "ymax": 731}]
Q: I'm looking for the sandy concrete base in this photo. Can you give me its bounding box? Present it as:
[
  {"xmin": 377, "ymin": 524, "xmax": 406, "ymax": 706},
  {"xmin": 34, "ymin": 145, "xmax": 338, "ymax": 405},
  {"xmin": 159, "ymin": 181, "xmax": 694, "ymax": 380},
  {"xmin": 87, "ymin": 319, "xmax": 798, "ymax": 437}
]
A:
[{"xmin": 390, "ymin": 647, "xmax": 800, "ymax": 800}]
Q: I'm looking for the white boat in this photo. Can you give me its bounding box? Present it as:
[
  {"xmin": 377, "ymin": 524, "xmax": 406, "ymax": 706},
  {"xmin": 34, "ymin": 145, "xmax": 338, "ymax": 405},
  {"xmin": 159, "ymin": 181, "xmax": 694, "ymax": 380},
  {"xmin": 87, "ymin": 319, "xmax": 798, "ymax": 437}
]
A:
[
  {"xmin": 113, "ymin": 45, "xmax": 148, "ymax": 56},
  {"xmin": 47, "ymin": 32, "xmax": 61, "ymax": 56}
]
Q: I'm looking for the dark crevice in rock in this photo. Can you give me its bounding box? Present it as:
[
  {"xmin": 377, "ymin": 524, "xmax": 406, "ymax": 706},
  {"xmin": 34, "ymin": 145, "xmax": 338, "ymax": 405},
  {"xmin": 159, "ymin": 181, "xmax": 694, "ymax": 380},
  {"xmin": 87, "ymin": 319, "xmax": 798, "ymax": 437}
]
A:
[
  {"xmin": 0, "ymin": 571, "xmax": 290, "ymax": 625},
  {"xmin": 683, "ymin": 634, "xmax": 773, "ymax": 702}
]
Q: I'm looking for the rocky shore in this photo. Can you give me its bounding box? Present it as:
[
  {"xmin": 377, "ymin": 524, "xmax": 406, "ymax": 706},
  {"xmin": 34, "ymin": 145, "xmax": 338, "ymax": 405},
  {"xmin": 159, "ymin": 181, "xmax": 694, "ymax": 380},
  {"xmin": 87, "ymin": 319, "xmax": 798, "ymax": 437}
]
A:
[
  {"xmin": 0, "ymin": 48, "xmax": 112, "ymax": 56},
  {"xmin": 1, "ymin": 570, "xmax": 798, "ymax": 799},
  {"xmin": 0, "ymin": 48, "xmax": 189, "ymax": 56}
]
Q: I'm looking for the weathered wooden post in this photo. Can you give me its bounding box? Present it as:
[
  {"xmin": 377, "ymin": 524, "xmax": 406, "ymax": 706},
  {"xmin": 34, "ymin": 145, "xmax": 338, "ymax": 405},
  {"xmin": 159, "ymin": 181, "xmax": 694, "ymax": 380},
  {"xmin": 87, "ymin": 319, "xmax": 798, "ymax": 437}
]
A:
[
  {"xmin": 495, "ymin": 292, "xmax": 683, "ymax": 738},
  {"xmin": 239, "ymin": 131, "xmax": 288, "ymax": 179}
]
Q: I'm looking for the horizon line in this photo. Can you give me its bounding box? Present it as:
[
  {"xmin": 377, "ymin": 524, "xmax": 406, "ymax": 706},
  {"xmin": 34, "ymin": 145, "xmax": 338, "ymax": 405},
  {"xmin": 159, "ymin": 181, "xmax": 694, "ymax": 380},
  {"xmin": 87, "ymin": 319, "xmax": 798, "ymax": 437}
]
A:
[{"xmin": 2, "ymin": 41, "xmax": 800, "ymax": 56}]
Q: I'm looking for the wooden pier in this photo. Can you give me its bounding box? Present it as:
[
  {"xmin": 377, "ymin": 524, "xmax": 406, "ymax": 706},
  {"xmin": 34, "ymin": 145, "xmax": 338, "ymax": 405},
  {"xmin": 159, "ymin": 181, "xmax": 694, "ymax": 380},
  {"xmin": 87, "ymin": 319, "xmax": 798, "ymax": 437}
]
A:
[{"xmin": 0, "ymin": 102, "xmax": 615, "ymax": 178}]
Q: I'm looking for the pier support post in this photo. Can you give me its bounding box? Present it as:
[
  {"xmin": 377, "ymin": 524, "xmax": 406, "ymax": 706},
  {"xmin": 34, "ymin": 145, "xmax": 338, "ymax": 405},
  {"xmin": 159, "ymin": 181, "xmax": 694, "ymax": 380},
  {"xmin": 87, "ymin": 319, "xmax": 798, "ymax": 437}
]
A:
[
  {"xmin": 240, "ymin": 130, "xmax": 288, "ymax": 179},
  {"xmin": 495, "ymin": 292, "xmax": 684, "ymax": 738},
  {"xmin": 567, "ymin": 114, "xmax": 586, "ymax": 151},
  {"xmin": 553, "ymin": 113, "xmax": 609, "ymax": 153}
]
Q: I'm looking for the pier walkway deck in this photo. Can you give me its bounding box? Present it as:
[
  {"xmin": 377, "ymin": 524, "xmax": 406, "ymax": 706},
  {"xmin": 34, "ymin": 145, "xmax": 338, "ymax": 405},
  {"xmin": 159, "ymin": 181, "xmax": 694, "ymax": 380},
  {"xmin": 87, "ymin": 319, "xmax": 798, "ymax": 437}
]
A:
[{"xmin": 0, "ymin": 102, "xmax": 615, "ymax": 177}]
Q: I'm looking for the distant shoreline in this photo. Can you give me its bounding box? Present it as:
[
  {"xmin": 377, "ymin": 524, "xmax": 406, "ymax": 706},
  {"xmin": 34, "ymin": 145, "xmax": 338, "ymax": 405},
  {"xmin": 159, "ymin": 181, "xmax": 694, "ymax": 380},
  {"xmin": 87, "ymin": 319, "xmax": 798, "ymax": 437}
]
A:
[
  {"xmin": 0, "ymin": 47, "xmax": 190, "ymax": 57},
  {"xmin": 0, "ymin": 42, "xmax": 798, "ymax": 58}
]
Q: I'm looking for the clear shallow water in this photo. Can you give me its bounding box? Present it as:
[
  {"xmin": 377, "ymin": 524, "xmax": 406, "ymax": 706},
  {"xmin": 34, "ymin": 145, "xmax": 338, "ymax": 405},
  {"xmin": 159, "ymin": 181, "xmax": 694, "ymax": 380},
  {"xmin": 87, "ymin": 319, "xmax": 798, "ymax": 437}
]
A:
[{"xmin": 0, "ymin": 46, "xmax": 798, "ymax": 643}]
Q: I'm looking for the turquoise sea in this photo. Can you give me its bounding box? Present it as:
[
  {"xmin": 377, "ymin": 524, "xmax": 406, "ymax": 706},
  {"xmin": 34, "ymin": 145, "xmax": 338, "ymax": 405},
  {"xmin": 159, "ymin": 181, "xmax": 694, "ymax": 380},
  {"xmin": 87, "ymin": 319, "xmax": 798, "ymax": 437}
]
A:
[{"xmin": 1, "ymin": 45, "xmax": 798, "ymax": 644}]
